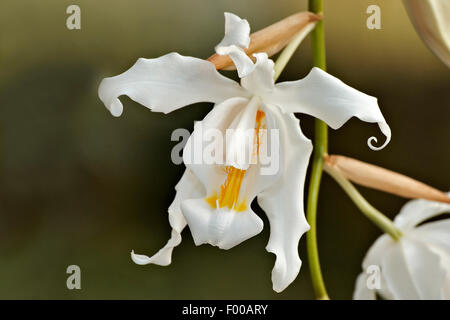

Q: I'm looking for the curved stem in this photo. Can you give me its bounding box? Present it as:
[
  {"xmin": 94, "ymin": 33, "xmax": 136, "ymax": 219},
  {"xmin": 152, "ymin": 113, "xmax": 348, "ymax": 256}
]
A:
[
  {"xmin": 324, "ymin": 163, "xmax": 403, "ymax": 241},
  {"xmin": 306, "ymin": 0, "xmax": 329, "ymax": 300},
  {"xmin": 273, "ymin": 23, "xmax": 317, "ymax": 81},
  {"xmin": 306, "ymin": 153, "xmax": 328, "ymax": 299}
]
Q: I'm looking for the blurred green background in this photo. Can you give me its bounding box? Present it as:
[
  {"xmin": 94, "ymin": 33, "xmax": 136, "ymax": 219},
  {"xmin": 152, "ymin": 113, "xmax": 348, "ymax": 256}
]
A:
[{"xmin": 0, "ymin": 0, "xmax": 448, "ymax": 299}]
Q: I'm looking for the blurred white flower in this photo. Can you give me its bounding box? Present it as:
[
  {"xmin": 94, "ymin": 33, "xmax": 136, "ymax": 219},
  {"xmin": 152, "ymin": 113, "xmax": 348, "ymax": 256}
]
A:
[
  {"xmin": 403, "ymin": 0, "xmax": 450, "ymax": 67},
  {"xmin": 99, "ymin": 12, "xmax": 391, "ymax": 292},
  {"xmin": 354, "ymin": 195, "xmax": 450, "ymax": 299}
]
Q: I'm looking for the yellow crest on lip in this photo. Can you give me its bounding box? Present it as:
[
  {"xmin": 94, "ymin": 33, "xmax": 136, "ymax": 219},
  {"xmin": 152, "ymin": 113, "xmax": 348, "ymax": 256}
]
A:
[{"xmin": 205, "ymin": 110, "xmax": 266, "ymax": 212}]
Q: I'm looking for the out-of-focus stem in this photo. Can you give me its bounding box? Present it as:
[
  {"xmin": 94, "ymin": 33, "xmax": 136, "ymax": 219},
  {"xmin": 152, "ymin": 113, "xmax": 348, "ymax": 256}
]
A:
[
  {"xmin": 324, "ymin": 163, "xmax": 403, "ymax": 241},
  {"xmin": 273, "ymin": 22, "xmax": 317, "ymax": 81}
]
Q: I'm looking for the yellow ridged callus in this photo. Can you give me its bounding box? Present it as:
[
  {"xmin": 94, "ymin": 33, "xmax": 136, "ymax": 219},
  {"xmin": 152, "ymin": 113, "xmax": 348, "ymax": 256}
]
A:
[{"xmin": 205, "ymin": 168, "xmax": 247, "ymax": 211}]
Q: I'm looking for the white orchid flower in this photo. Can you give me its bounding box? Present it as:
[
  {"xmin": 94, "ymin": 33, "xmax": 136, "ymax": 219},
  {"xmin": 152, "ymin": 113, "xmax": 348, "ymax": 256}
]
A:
[
  {"xmin": 98, "ymin": 12, "xmax": 391, "ymax": 292},
  {"xmin": 354, "ymin": 196, "xmax": 450, "ymax": 300}
]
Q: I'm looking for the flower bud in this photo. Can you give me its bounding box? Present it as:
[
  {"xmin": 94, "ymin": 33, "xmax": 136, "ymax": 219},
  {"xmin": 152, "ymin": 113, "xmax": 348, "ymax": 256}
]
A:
[
  {"xmin": 403, "ymin": 0, "xmax": 450, "ymax": 67},
  {"xmin": 325, "ymin": 154, "xmax": 450, "ymax": 203}
]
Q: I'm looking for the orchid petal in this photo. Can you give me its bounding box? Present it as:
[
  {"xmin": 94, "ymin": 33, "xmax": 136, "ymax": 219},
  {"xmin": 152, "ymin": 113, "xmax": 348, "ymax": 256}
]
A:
[
  {"xmin": 131, "ymin": 169, "xmax": 205, "ymax": 265},
  {"xmin": 180, "ymin": 199, "xmax": 263, "ymax": 250},
  {"xmin": 411, "ymin": 222, "xmax": 450, "ymax": 299},
  {"xmin": 394, "ymin": 196, "xmax": 450, "ymax": 230},
  {"xmin": 225, "ymin": 96, "xmax": 260, "ymax": 170},
  {"xmin": 183, "ymin": 97, "xmax": 250, "ymax": 185},
  {"xmin": 353, "ymin": 273, "xmax": 394, "ymax": 300},
  {"xmin": 98, "ymin": 53, "xmax": 248, "ymax": 116},
  {"xmin": 181, "ymin": 100, "xmax": 279, "ymax": 250},
  {"xmin": 361, "ymin": 234, "xmax": 394, "ymax": 269},
  {"xmin": 413, "ymin": 219, "xmax": 450, "ymax": 252},
  {"xmin": 429, "ymin": 249, "xmax": 450, "ymax": 299},
  {"xmin": 264, "ymin": 67, "xmax": 391, "ymax": 150},
  {"xmin": 215, "ymin": 13, "xmax": 254, "ymax": 78},
  {"xmin": 216, "ymin": 46, "xmax": 256, "ymax": 78},
  {"xmin": 257, "ymin": 105, "xmax": 312, "ymax": 293},
  {"xmin": 216, "ymin": 12, "xmax": 251, "ymax": 50},
  {"xmin": 358, "ymin": 234, "xmax": 395, "ymax": 300},
  {"xmin": 184, "ymin": 96, "xmax": 269, "ymax": 172},
  {"xmin": 241, "ymin": 53, "xmax": 275, "ymax": 96},
  {"xmin": 381, "ymin": 240, "xmax": 421, "ymax": 299},
  {"xmin": 405, "ymin": 239, "xmax": 446, "ymax": 299},
  {"xmin": 410, "ymin": 238, "xmax": 444, "ymax": 299},
  {"xmin": 382, "ymin": 238, "xmax": 447, "ymax": 299},
  {"xmin": 440, "ymin": 253, "xmax": 450, "ymax": 299}
]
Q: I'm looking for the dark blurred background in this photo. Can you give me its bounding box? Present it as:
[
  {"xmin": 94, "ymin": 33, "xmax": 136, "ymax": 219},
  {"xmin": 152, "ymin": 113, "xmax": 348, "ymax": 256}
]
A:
[{"xmin": 0, "ymin": 0, "xmax": 448, "ymax": 299}]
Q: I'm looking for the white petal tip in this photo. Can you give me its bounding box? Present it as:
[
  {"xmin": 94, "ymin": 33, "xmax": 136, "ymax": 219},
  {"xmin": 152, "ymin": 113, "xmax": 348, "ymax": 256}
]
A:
[
  {"xmin": 271, "ymin": 275, "xmax": 294, "ymax": 293},
  {"xmin": 109, "ymin": 98, "xmax": 123, "ymax": 117},
  {"xmin": 130, "ymin": 250, "xmax": 152, "ymax": 265},
  {"xmin": 222, "ymin": 12, "xmax": 251, "ymax": 49},
  {"xmin": 272, "ymin": 283, "xmax": 288, "ymax": 293},
  {"xmin": 182, "ymin": 199, "xmax": 263, "ymax": 250},
  {"xmin": 270, "ymin": 264, "xmax": 301, "ymax": 293},
  {"xmin": 368, "ymin": 122, "xmax": 391, "ymax": 151},
  {"xmin": 367, "ymin": 136, "xmax": 389, "ymax": 151},
  {"xmin": 304, "ymin": 222, "xmax": 311, "ymax": 232}
]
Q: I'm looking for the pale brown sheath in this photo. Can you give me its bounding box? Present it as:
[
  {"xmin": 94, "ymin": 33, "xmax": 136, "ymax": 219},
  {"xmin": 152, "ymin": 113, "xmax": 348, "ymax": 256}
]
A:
[{"xmin": 325, "ymin": 155, "xmax": 450, "ymax": 204}]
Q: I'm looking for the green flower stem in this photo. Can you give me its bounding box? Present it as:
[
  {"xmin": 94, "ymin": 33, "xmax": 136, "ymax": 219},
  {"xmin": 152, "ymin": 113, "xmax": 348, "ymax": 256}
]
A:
[
  {"xmin": 306, "ymin": 0, "xmax": 329, "ymax": 300},
  {"xmin": 273, "ymin": 25, "xmax": 315, "ymax": 81},
  {"xmin": 324, "ymin": 163, "xmax": 403, "ymax": 241},
  {"xmin": 271, "ymin": 9, "xmax": 328, "ymax": 299}
]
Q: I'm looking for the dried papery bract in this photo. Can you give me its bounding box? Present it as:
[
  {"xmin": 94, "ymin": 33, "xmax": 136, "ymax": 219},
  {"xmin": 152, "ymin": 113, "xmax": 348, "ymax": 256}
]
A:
[
  {"xmin": 325, "ymin": 155, "xmax": 450, "ymax": 204},
  {"xmin": 208, "ymin": 12, "xmax": 322, "ymax": 70},
  {"xmin": 403, "ymin": 0, "xmax": 450, "ymax": 67}
]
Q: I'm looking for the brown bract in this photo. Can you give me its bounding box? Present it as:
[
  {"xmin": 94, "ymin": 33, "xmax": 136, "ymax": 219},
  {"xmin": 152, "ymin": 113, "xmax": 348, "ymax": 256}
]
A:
[
  {"xmin": 325, "ymin": 154, "xmax": 450, "ymax": 204},
  {"xmin": 207, "ymin": 11, "xmax": 322, "ymax": 70}
]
